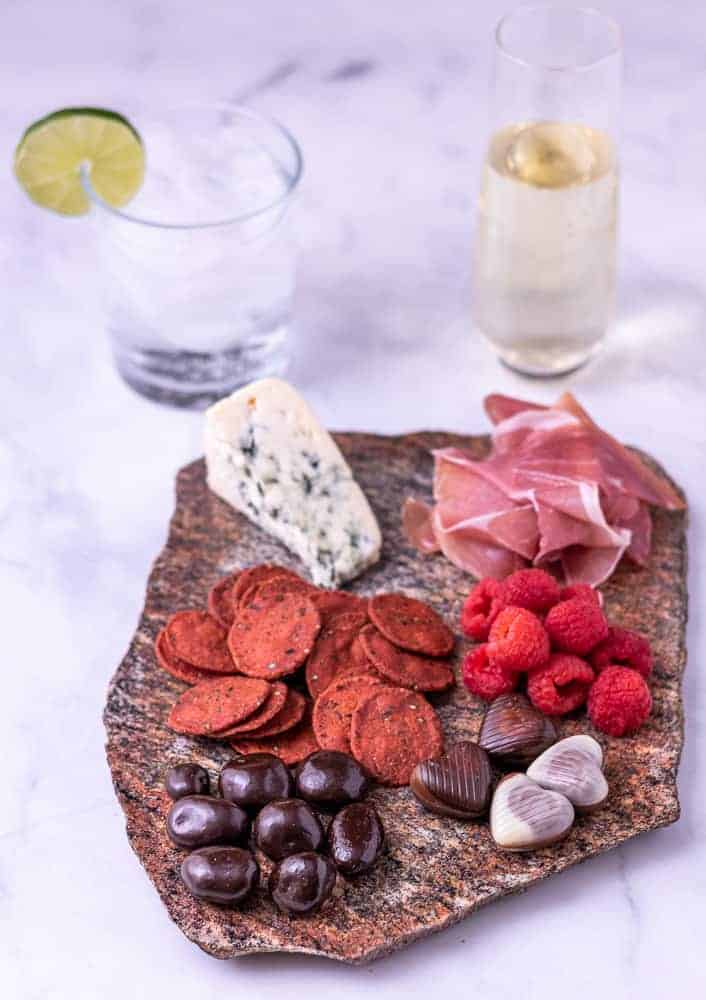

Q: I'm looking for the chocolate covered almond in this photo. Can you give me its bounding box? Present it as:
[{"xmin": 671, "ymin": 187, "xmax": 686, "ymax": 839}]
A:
[
  {"xmin": 329, "ymin": 802, "xmax": 385, "ymax": 875},
  {"xmin": 411, "ymin": 742, "xmax": 492, "ymax": 819},
  {"xmin": 479, "ymin": 693, "xmax": 557, "ymax": 767},
  {"xmin": 181, "ymin": 846, "xmax": 259, "ymax": 905},
  {"xmin": 167, "ymin": 795, "xmax": 249, "ymax": 849}
]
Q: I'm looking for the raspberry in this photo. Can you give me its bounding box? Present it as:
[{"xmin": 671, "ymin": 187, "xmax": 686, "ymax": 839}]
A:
[
  {"xmin": 560, "ymin": 583, "xmax": 602, "ymax": 608},
  {"xmin": 460, "ymin": 579, "xmax": 504, "ymax": 641},
  {"xmin": 500, "ymin": 568, "xmax": 561, "ymax": 614},
  {"xmin": 588, "ymin": 666, "xmax": 652, "ymax": 737},
  {"xmin": 462, "ymin": 645, "xmax": 518, "ymax": 701},
  {"xmin": 527, "ymin": 653, "xmax": 595, "ymax": 716},
  {"xmin": 590, "ymin": 626, "xmax": 653, "ymax": 679},
  {"xmin": 544, "ymin": 597, "xmax": 609, "ymax": 655},
  {"xmin": 487, "ymin": 606, "xmax": 550, "ymax": 672}
]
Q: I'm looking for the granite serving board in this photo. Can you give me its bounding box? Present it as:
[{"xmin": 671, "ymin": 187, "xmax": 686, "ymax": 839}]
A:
[{"xmin": 103, "ymin": 432, "xmax": 688, "ymax": 964}]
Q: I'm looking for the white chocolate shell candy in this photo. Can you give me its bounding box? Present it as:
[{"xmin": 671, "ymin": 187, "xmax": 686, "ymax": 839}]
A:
[
  {"xmin": 526, "ymin": 735, "xmax": 608, "ymax": 814},
  {"xmin": 490, "ymin": 773, "xmax": 574, "ymax": 851}
]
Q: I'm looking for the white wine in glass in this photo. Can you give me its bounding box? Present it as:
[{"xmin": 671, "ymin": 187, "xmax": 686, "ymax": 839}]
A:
[{"xmin": 473, "ymin": 6, "xmax": 622, "ymax": 376}]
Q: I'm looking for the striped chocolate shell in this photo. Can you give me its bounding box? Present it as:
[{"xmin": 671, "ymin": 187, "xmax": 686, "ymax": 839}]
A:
[
  {"xmin": 411, "ymin": 742, "xmax": 492, "ymax": 819},
  {"xmin": 490, "ymin": 773, "xmax": 575, "ymax": 851},
  {"xmin": 527, "ymin": 735, "xmax": 608, "ymax": 813},
  {"xmin": 479, "ymin": 693, "xmax": 557, "ymax": 766}
]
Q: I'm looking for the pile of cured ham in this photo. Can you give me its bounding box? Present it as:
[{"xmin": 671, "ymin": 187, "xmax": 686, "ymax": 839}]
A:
[{"xmin": 403, "ymin": 393, "xmax": 685, "ymax": 587}]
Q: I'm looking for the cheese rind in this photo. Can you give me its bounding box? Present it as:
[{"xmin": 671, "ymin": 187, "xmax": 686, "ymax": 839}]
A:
[{"xmin": 204, "ymin": 379, "xmax": 382, "ymax": 587}]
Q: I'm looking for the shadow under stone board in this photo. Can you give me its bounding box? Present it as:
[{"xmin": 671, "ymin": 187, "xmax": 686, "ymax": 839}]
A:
[{"xmin": 103, "ymin": 432, "xmax": 688, "ymax": 964}]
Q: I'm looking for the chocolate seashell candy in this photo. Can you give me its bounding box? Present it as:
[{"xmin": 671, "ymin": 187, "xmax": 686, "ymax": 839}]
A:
[
  {"xmin": 410, "ymin": 742, "xmax": 492, "ymax": 819},
  {"xmin": 479, "ymin": 693, "xmax": 557, "ymax": 767},
  {"xmin": 490, "ymin": 773, "xmax": 574, "ymax": 851},
  {"xmin": 527, "ymin": 734, "xmax": 608, "ymax": 813}
]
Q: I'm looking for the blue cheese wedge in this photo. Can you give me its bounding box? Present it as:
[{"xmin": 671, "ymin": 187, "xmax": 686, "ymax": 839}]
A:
[{"xmin": 204, "ymin": 378, "xmax": 382, "ymax": 587}]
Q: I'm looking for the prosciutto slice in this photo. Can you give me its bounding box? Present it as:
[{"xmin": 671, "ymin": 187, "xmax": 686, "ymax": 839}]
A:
[
  {"xmin": 603, "ymin": 494, "xmax": 652, "ymax": 566},
  {"xmin": 432, "ymin": 448, "xmax": 539, "ymax": 560},
  {"xmin": 485, "ymin": 392, "xmax": 684, "ymax": 510},
  {"xmin": 403, "ymin": 392, "xmax": 685, "ymax": 587},
  {"xmin": 401, "ymin": 498, "xmax": 439, "ymax": 554},
  {"xmin": 433, "ymin": 509, "xmax": 527, "ymax": 580}
]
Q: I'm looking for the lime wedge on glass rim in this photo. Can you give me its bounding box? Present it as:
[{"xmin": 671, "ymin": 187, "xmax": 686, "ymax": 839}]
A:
[{"xmin": 13, "ymin": 107, "xmax": 145, "ymax": 216}]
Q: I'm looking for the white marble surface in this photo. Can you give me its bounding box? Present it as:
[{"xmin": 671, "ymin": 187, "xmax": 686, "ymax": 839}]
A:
[{"xmin": 2, "ymin": 1, "xmax": 705, "ymax": 996}]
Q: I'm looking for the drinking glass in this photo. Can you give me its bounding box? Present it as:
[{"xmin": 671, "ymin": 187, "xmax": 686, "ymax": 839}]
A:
[
  {"xmin": 472, "ymin": 5, "xmax": 622, "ymax": 376},
  {"xmin": 82, "ymin": 103, "xmax": 303, "ymax": 408}
]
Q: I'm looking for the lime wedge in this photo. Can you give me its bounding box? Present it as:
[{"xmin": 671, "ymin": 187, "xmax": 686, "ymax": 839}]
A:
[{"xmin": 14, "ymin": 107, "xmax": 145, "ymax": 216}]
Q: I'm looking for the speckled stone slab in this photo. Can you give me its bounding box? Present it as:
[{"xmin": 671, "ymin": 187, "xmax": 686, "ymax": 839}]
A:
[{"xmin": 103, "ymin": 432, "xmax": 687, "ymax": 964}]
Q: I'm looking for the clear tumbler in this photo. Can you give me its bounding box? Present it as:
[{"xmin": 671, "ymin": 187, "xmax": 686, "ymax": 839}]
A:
[
  {"xmin": 472, "ymin": 5, "xmax": 622, "ymax": 375},
  {"xmin": 83, "ymin": 103, "xmax": 303, "ymax": 407}
]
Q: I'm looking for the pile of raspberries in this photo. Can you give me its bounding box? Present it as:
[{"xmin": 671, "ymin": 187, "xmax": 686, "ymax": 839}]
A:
[{"xmin": 460, "ymin": 569, "xmax": 653, "ymax": 737}]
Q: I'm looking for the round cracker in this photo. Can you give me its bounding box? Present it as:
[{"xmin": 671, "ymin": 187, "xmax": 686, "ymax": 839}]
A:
[
  {"xmin": 228, "ymin": 593, "xmax": 321, "ymax": 678},
  {"xmin": 350, "ymin": 631, "xmax": 376, "ymax": 673},
  {"xmin": 215, "ymin": 682, "xmax": 288, "ymax": 736},
  {"xmin": 155, "ymin": 629, "xmax": 223, "ymax": 685},
  {"xmin": 350, "ymin": 686, "xmax": 444, "ymax": 786},
  {"xmin": 305, "ymin": 611, "xmax": 369, "ymax": 698},
  {"xmin": 313, "ymin": 673, "xmax": 386, "ymax": 754},
  {"xmin": 330, "ymin": 628, "xmax": 383, "ymax": 686},
  {"xmin": 324, "ymin": 609, "xmax": 369, "ymax": 634},
  {"xmin": 361, "ymin": 626, "xmax": 455, "ymax": 692},
  {"xmin": 230, "ymin": 706, "xmax": 319, "ymax": 765},
  {"xmin": 310, "ymin": 590, "xmax": 369, "ymax": 624},
  {"xmin": 240, "ymin": 688, "xmax": 307, "ymax": 739},
  {"xmin": 207, "ymin": 573, "xmax": 240, "ymax": 629},
  {"xmin": 239, "ymin": 573, "xmax": 316, "ymax": 609},
  {"xmin": 232, "ymin": 564, "xmax": 299, "ymax": 606},
  {"xmin": 167, "ymin": 675, "xmax": 271, "ymax": 736},
  {"xmin": 165, "ymin": 610, "xmax": 234, "ymax": 672},
  {"xmin": 368, "ymin": 593, "xmax": 455, "ymax": 656}
]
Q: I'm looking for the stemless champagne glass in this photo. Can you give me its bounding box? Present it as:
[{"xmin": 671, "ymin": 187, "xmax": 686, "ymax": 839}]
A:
[
  {"xmin": 82, "ymin": 103, "xmax": 302, "ymax": 408},
  {"xmin": 473, "ymin": 5, "xmax": 622, "ymax": 375}
]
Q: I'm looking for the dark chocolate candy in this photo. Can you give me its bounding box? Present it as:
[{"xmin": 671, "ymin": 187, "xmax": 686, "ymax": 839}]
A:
[
  {"xmin": 219, "ymin": 753, "xmax": 294, "ymax": 813},
  {"xmin": 253, "ymin": 798, "xmax": 324, "ymax": 861},
  {"xmin": 478, "ymin": 693, "xmax": 557, "ymax": 767},
  {"xmin": 166, "ymin": 795, "xmax": 249, "ymax": 849},
  {"xmin": 269, "ymin": 851, "xmax": 336, "ymax": 915},
  {"xmin": 165, "ymin": 762, "xmax": 210, "ymax": 800},
  {"xmin": 328, "ymin": 802, "xmax": 384, "ymax": 876},
  {"xmin": 410, "ymin": 742, "xmax": 492, "ymax": 819},
  {"xmin": 181, "ymin": 846, "xmax": 259, "ymax": 904},
  {"xmin": 294, "ymin": 750, "xmax": 369, "ymax": 809}
]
